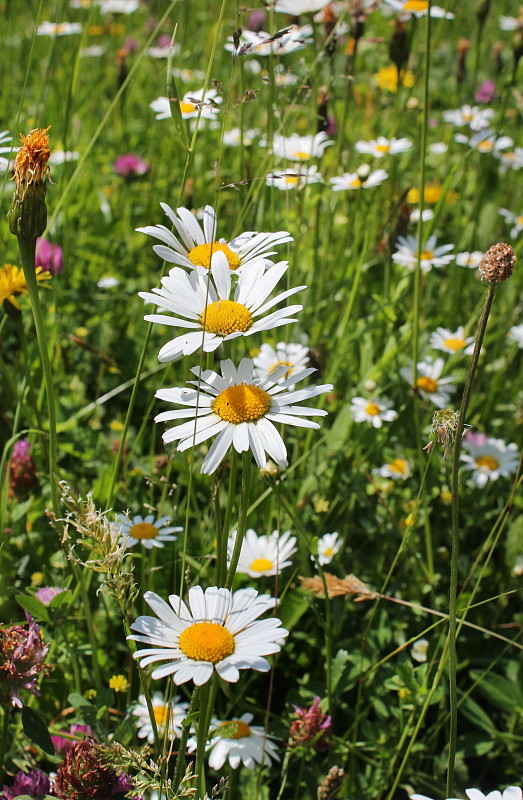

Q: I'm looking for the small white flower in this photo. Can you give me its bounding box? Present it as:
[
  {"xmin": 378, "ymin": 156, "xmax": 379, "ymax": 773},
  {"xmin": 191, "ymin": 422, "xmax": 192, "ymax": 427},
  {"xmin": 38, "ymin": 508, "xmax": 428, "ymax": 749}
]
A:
[
  {"xmin": 49, "ymin": 150, "xmax": 80, "ymax": 165},
  {"xmin": 330, "ymin": 169, "xmax": 388, "ymax": 191},
  {"xmin": 266, "ymin": 165, "xmax": 323, "ymax": 190},
  {"xmin": 374, "ymin": 458, "xmax": 411, "ymax": 480},
  {"xmin": 225, "ymin": 25, "xmax": 313, "ymax": 57},
  {"xmin": 496, "ymin": 147, "xmax": 523, "ymax": 172},
  {"xmin": 129, "ymin": 585, "xmax": 289, "ymax": 685},
  {"xmin": 270, "ymin": 132, "xmax": 333, "ymax": 161},
  {"xmin": 499, "ymin": 208, "xmax": 523, "ymax": 239},
  {"xmin": 409, "ymin": 209, "xmax": 434, "ymax": 223},
  {"xmin": 0, "ymin": 130, "xmax": 16, "ymax": 173},
  {"xmin": 354, "ymin": 137, "xmax": 412, "ymax": 158},
  {"xmin": 132, "ymin": 692, "xmax": 189, "ymax": 743},
  {"xmin": 461, "ymin": 436, "xmax": 519, "ymax": 488},
  {"xmin": 455, "ymin": 129, "xmax": 514, "ymax": 154},
  {"xmin": 381, "ymin": 0, "xmax": 454, "ymax": 18},
  {"xmin": 468, "ymin": 789, "xmax": 523, "ymax": 800},
  {"xmin": 97, "ymin": 276, "xmax": 120, "ymax": 288},
  {"xmin": 97, "ymin": 0, "xmax": 139, "ymax": 11},
  {"xmin": 509, "ymin": 325, "xmax": 523, "ymax": 348},
  {"xmin": 271, "ymin": 0, "xmax": 331, "ymax": 12},
  {"xmin": 349, "ymin": 397, "xmax": 397, "ymax": 428},
  {"xmin": 316, "ymin": 532, "xmax": 341, "ymax": 565},
  {"xmin": 254, "ymin": 341, "xmax": 310, "ymax": 386},
  {"xmin": 206, "ymin": 713, "xmax": 279, "ymax": 770},
  {"xmin": 430, "ymin": 326, "xmax": 475, "ymax": 355},
  {"xmin": 228, "ymin": 528, "xmax": 297, "ymax": 577},
  {"xmin": 81, "ymin": 45, "xmax": 106, "ymax": 57},
  {"xmin": 117, "ymin": 513, "xmax": 181, "ymax": 549},
  {"xmin": 513, "ymin": 556, "xmax": 523, "ymax": 576},
  {"xmin": 456, "ymin": 251, "xmax": 484, "ymax": 269},
  {"xmin": 443, "ymin": 105, "xmax": 494, "ymax": 130},
  {"xmin": 499, "ymin": 15, "xmax": 521, "ymax": 31},
  {"xmin": 411, "ymin": 638, "xmax": 429, "ymax": 663},
  {"xmin": 37, "ymin": 21, "xmax": 83, "ymax": 35},
  {"xmin": 428, "ymin": 142, "xmax": 448, "ymax": 154},
  {"xmin": 400, "ymin": 357, "xmax": 457, "ymax": 408},
  {"xmin": 392, "ymin": 235, "xmax": 454, "ymax": 272},
  {"xmin": 150, "ymin": 89, "xmax": 221, "ymax": 121},
  {"xmin": 223, "ymin": 127, "xmax": 258, "ymax": 146}
]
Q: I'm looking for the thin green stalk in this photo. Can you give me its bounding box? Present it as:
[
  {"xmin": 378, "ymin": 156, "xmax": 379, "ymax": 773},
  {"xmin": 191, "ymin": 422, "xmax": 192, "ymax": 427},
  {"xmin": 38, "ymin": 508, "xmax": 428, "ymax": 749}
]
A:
[
  {"xmin": 217, "ymin": 452, "xmax": 237, "ymax": 586},
  {"xmin": 0, "ymin": 706, "xmax": 10, "ymax": 783},
  {"xmin": 225, "ymin": 453, "xmax": 252, "ymax": 590},
  {"xmin": 447, "ymin": 283, "xmax": 495, "ymax": 794},
  {"xmin": 172, "ymin": 688, "xmax": 200, "ymax": 793}
]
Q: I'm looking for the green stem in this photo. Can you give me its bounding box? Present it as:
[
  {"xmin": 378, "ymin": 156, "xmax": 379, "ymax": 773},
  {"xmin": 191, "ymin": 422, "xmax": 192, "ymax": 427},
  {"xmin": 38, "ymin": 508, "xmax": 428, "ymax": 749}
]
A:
[
  {"xmin": 217, "ymin": 452, "xmax": 237, "ymax": 586},
  {"xmin": 447, "ymin": 283, "xmax": 495, "ymax": 795},
  {"xmin": 225, "ymin": 453, "xmax": 252, "ymax": 590},
  {"xmin": 0, "ymin": 706, "xmax": 11, "ymax": 784},
  {"xmin": 172, "ymin": 688, "xmax": 200, "ymax": 793}
]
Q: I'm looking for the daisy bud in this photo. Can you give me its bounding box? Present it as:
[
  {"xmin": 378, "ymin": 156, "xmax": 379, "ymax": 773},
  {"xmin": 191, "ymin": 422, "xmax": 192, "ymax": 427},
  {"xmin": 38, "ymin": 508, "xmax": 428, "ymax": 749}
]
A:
[
  {"xmin": 478, "ymin": 242, "xmax": 516, "ymax": 284},
  {"xmin": 8, "ymin": 127, "xmax": 50, "ymax": 241}
]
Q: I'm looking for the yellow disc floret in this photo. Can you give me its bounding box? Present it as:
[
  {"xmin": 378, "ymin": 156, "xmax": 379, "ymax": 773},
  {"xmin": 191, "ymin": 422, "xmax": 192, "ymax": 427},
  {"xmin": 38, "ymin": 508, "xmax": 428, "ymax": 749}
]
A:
[
  {"xmin": 365, "ymin": 402, "xmax": 380, "ymax": 416},
  {"xmin": 404, "ymin": 0, "xmax": 428, "ymax": 11},
  {"xmin": 154, "ymin": 705, "xmax": 169, "ymax": 725},
  {"xmin": 443, "ymin": 337, "xmax": 465, "ymax": 351},
  {"xmin": 376, "ymin": 144, "xmax": 390, "ymax": 153},
  {"xmin": 475, "ymin": 455, "xmax": 499, "ymax": 471},
  {"xmin": 179, "ymin": 101, "xmax": 196, "ymax": 114},
  {"xmin": 213, "ymin": 384, "xmax": 271, "ymax": 424},
  {"xmin": 179, "ymin": 622, "xmax": 235, "ymax": 663},
  {"xmin": 129, "ymin": 523, "xmax": 159, "ymax": 540},
  {"xmin": 219, "ymin": 720, "xmax": 252, "ymax": 739},
  {"xmin": 293, "ymin": 150, "xmax": 311, "ymax": 160},
  {"xmin": 201, "ymin": 300, "xmax": 252, "ymax": 336},
  {"xmin": 417, "ymin": 376, "xmax": 438, "ymax": 394},
  {"xmin": 250, "ymin": 557, "xmax": 274, "ymax": 573},
  {"xmin": 187, "ymin": 242, "xmax": 241, "ymax": 270}
]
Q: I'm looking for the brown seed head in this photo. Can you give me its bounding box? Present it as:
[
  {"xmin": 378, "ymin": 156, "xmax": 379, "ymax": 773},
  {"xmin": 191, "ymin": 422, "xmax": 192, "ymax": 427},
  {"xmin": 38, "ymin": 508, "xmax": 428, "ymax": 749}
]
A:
[
  {"xmin": 478, "ymin": 242, "xmax": 516, "ymax": 284},
  {"xmin": 14, "ymin": 128, "xmax": 51, "ymax": 192}
]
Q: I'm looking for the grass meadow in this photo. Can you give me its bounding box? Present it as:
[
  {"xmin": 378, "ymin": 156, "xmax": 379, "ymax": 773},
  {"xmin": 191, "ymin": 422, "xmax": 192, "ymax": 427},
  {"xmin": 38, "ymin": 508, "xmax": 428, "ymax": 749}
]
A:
[{"xmin": 0, "ymin": 0, "xmax": 522, "ymax": 799}]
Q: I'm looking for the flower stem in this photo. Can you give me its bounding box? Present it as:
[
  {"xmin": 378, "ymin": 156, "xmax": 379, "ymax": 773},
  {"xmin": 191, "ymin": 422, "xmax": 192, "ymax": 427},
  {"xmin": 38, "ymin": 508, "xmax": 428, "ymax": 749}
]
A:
[
  {"xmin": 225, "ymin": 453, "xmax": 252, "ymax": 590},
  {"xmin": 172, "ymin": 687, "xmax": 200, "ymax": 793},
  {"xmin": 0, "ymin": 705, "xmax": 11, "ymax": 784},
  {"xmin": 216, "ymin": 452, "xmax": 237, "ymax": 586},
  {"xmin": 446, "ymin": 282, "xmax": 495, "ymax": 795}
]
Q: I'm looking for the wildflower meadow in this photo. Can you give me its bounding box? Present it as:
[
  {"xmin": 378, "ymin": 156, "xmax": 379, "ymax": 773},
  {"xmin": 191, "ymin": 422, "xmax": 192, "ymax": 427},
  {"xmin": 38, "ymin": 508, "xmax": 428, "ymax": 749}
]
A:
[{"xmin": 1, "ymin": 1, "xmax": 523, "ymax": 799}]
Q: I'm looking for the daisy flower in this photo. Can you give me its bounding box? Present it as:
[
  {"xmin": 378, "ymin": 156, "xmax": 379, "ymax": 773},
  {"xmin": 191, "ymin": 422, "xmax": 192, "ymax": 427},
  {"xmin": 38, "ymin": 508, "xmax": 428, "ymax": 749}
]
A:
[
  {"xmin": 467, "ymin": 788, "xmax": 522, "ymax": 800},
  {"xmin": 349, "ymin": 397, "xmax": 397, "ymax": 427},
  {"xmin": 330, "ymin": 168, "xmax": 388, "ymax": 191},
  {"xmin": 133, "ymin": 692, "xmax": 189, "ymax": 743},
  {"xmin": 270, "ymin": 132, "xmax": 333, "ymax": 161},
  {"xmin": 499, "ymin": 15, "xmax": 522, "ymax": 31},
  {"xmin": 206, "ymin": 713, "xmax": 279, "ymax": 769},
  {"xmin": 228, "ymin": 528, "xmax": 297, "ymax": 577},
  {"xmin": 354, "ymin": 136, "xmax": 412, "ymax": 158},
  {"xmin": 374, "ymin": 458, "xmax": 411, "ymax": 480},
  {"xmin": 461, "ymin": 436, "xmax": 519, "ymax": 488},
  {"xmin": 496, "ymin": 147, "xmax": 523, "ymax": 172},
  {"xmin": 381, "ymin": 0, "xmax": 454, "ymax": 18},
  {"xmin": 49, "ymin": 150, "xmax": 80, "ymax": 165},
  {"xmin": 429, "ymin": 142, "xmax": 448, "ymax": 154},
  {"xmin": 37, "ymin": 21, "xmax": 83, "ymax": 35},
  {"xmin": 271, "ymin": 0, "xmax": 331, "ymax": 12},
  {"xmin": 139, "ymin": 257, "xmax": 305, "ymax": 362},
  {"xmin": 409, "ymin": 209, "xmax": 434, "ymax": 224},
  {"xmin": 137, "ymin": 204, "xmax": 292, "ymax": 274},
  {"xmin": 429, "ymin": 326, "xmax": 475, "ymax": 355},
  {"xmin": 443, "ymin": 105, "xmax": 494, "ymax": 130},
  {"xmin": 129, "ymin": 585, "xmax": 289, "ymax": 685},
  {"xmin": 0, "ymin": 130, "xmax": 16, "ymax": 173},
  {"xmin": 265, "ymin": 166, "xmax": 323, "ymax": 189},
  {"xmin": 391, "ymin": 235, "xmax": 454, "ymax": 272},
  {"xmin": 316, "ymin": 532, "xmax": 341, "ymax": 565},
  {"xmin": 400, "ymin": 357, "xmax": 457, "ymax": 408},
  {"xmin": 150, "ymin": 89, "xmax": 221, "ymax": 121},
  {"xmin": 97, "ymin": 0, "xmax": 139, "ymax": 12},
  {"xmin": 154, "ymin": 357, "xmax": 332, "ymax": 475},
  {"xmin": 509, "ymin": 325, "xmax": 523, "ymax": 348},
  {"xmin": 116, "ymin": 513, "xmax": 181, "ymax": 549},
  {"xmin": 225, "ymin": 25, "xmax": 313, "ymax": 57},
  {"xmin": 455, "ymin": 129, "xmax": 514, "ymax": 154},
  {"xmin": 411, "ymin": 638, "xmax": 429, "ymax": 663},
  {"xmin": 456, "ymin": 251, "xmax": 484, "ymax": 269},
  {"xmin": 254, "ymin": 341, "xmax": 310, "ymax": 386},
  {"xmin": 499, "ymin": 208, "xmax": 523, "ymax": 239}
]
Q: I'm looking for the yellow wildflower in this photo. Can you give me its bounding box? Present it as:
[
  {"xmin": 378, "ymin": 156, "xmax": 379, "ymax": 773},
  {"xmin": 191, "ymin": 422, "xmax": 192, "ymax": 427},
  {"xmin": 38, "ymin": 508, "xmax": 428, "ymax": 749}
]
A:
[
  {"xmin": 109, "ymin": 674, "xmax": 130, "ymax": 693},
  {"xmin": 0, "ymin": 263, "xmax": 52, "ymax": 311},
  {"xmin": 374, "ymin": 65, "xmax": 415, "ymax": 93}
]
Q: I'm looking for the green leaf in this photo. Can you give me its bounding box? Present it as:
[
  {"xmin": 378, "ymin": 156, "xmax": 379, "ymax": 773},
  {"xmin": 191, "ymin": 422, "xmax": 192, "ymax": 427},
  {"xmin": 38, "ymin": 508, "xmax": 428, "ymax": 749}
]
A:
[
  {"xmin": 48, "ymin": 589, "xmax": 73, "ymax": 610},
  {"xmin": 21, "ymin": 707, "xmax": 55, "ymax": 755},
  {"xmin": 68, "ymin": 692, "xmax": 93, "ymax": 709},
  {"xmin": 15, "ymin": 595, "xmax": 50, "ymax": 623},
  {"xmin": 331, "ymin": 649, "xmax": 351, "ymax": 692},
  {"xmin": 459, "ymin": 693, "xmax": 497, "ymax": 734},
  {"xmin": 278, "ymin": 593, "xmax": 310, "ymax": 631},
  {"xmin": 470, "ymin": 671, "xmax": 523, "ymax": 714}
]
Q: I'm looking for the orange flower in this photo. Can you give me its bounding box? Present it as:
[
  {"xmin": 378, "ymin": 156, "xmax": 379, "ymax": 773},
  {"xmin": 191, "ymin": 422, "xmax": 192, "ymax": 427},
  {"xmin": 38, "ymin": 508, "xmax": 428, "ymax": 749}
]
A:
[{"xmin": 13, "ymin": 127, "xmax": 51, "ymax": 192}]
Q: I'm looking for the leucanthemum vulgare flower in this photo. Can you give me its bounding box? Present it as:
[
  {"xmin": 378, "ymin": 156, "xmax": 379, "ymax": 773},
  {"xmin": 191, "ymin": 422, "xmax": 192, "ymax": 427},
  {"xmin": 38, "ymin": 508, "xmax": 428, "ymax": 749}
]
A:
[
  {"xmin": 204, "ymin": 713, "xmax": 280, "ymax": 769},
  {"xmin": 456, "ymin": 250, "xmax": 484, "ymax": 268},
  {"xmin": 455, "ymin": 129, "xmax": 514, "ymax": 154},
  {"xmin": 225, "ymin": 25, "xmax": 313, "ymax": 57},
  {"xmin": 36, "ymin": 21, "xmax": 83, "ymax": 35},
  {"xmin": 133, "ymin": 692, "xmax": 189, "ymax": 743},
  {"xmin": 316, "ymin": 532, "xmax": 341, "ymax": 566},
  {"xmin": 499, "ymin": 208, "xmax": 523, "ymax": 239},
  {"xmin": 509, "ymin": 325, "xmax": 523, "ymax": 348},
  {"xmin": 271, "ymin": 0, "xmax": 331, "ymax": 13},
  {"xmin": 270, "ymin": 132, "xmax": 333, "ymax": 161},
  {"xmin": 443, "ymin": 104, "xmax": 494, "ymax": 130},
  {"xmin": 253, "ymin": 341, "xmax": 310, "ymax": 386},
  {"xmin": 400, "ymin": 357, "xmax": 457, "ymax": 408},
  {"xmin": 330, "ymin": 168, "xmax": 388, "ymax": 191},
  {"xmin": 349, "ymin": 396, "xmax": 397, "ymax": 427},
  {"xmin": 139, "ymin": 256, "xmax": 304, "ymax": 362},
  {"xmin": 374, "ymin": 457, "xmax": 411, "ymax": 480},
  {"xmin": 265, "ymin": 166, "xmax": 323, "ymax": 190},
  {"xmin": 460, "ymin": 435, "xmax": 519, "ymax": 488},
  {"xmin": 129, "ymin": 585, "xmax": 288, "ymax": 686},
  {"xmin": 227, "ymin": 528, "xmax": 297, "ymax": 577},
  {"xmin": 154, "ymin": 357, "xmax": 332, "ymax": 475},
  {"xmin": 116, "ymin": 513, "xmax": 181, "ymax": 549},
  {"xmin": 137, "ymin": 204, "xmax": 292, "ymax": 273},
  {"xmin": 0, "ymin": 130, "xmax": 16, "ymax": 173},
  {"xmin": 430, "ymin": 326, "xmax": 475, "ymax": 355},
  {"xmin": 150, "ymin": 88, "xmax": 222, "ymax": 121},
  {"xmin": 411, "ymin": 788, "xmax": 522, "ymax": 800},
  {"xmin": 392, "ymin": 235, "xmax": 454, "ymax": 273},
  {"xmin": 354, "ymin": 136, "xmax": 412, "ymax": 158},
  {"xmin": 380, "ymin": 0, "xmax": 454, "ymax": 18}
]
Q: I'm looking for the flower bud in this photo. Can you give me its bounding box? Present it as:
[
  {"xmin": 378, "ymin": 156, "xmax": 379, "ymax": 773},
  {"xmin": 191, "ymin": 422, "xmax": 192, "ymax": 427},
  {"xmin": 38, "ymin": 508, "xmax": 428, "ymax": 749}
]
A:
[{"xmin": 8, "ymin": 128, "xmax": 50, "ymax": 241}]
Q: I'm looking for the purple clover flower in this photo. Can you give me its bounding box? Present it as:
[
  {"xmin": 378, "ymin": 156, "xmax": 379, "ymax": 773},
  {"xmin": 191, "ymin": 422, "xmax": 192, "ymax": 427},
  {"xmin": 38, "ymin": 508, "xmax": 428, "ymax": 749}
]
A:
[
  {"xmin": 35, "ymin": 586, "xmax": 64, "ymax": 606},
  {"xmin": 0, "ymin": 768, "xmax": 50, "ymax": 799},
  {"xmin": 113, "ymin": 153, "xmax": 149, "ymax": 180},
  {"xmin": 0, "ymin": 613, "xmax": 50, "ymax": 707},
  {"xmin": 36, "ymin": 238, "xmax": 64, "ymax": 276}
]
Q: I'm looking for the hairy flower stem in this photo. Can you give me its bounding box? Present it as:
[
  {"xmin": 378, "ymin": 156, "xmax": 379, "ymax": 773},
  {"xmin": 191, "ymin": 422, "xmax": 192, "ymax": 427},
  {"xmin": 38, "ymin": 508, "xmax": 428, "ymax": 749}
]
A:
[
  {"xmin": 172, "ymin": 688, "xmax": 200, "ymax": 793},
  {"xmin": 447, "ymin": 283, "xmax": 495, "ymax": 795},
  {"xmin": 225, "ymin": 453, "xmax": 252, "ymax": 590}
]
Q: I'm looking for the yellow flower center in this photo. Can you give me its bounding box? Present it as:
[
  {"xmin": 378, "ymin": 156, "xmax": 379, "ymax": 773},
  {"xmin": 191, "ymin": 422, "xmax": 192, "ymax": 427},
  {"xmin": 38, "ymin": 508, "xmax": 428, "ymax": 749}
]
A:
[
  {"xmin": 293, "ymin": 150, "xmax": 311, "ymax": 160},
  {"xmin": 269, "ymin": 360, "xmax": 293, "ymax": 378},
  {"xmin": 517, "ymin": 216, "xmax": 523, "ymax": 225},
  {"xmin": 284, "ymin": 176, "xmax": 299, "ymax": 185},
  {"xmin": 478, "ymin": 140, "xmax": 493, "ymax": 152},
  {"xmin": 201, "ymin": 300, "xmax": 252, "ymax": 336},
  {"xmin": 187, "ymin": 242, "xmax": 241, "ymax": 270},
  {"xmin": 351, "ymin": 178, "xmax": 362, "ymax": 188},
  {"xmin": 416, "ymin": 250, "xmax": 435, "ymax": 261},
  {"xmin": 249, "ymin": 557, "xmax": 274, "ymax": 573},
  {"xmin": 424, "ymin": 186, "xmax": 442, "ymax": 204},
  {"xmin": 475, "ymin": 455, "xmax": 499, "ymax": 471},
  {"xmin": 219, "ymin": 719, "xmax": 252, "ymax": 739},
  {"xmin": 154, "ymin": 705, "xmax": 169, "ymax": 725},
  {"xmin": 389, "ymin": 458, "xmax": 408, "ymax": 476},
  {"xmin": 179, "ymin": 622, "xmax": 235, "ymax": 663},
  {"xmin": 376, "ymin": 144, "xmax": 390, "ymax": 153},
  {"xmin": 365, "ymin": 402, "xmax": 380, "ymax": 416},
  {"xmin": 404, "ymin": 0, "xmax": 428, "ymax": 10},
  {"xmin": 323, "ymin": 547, "xmax": 334, "ymax": 557},
  {"xmin": 213, "ymin": 384, "xmax": 271, "ymax": 424},
  {"xmin": 179, "ymin": 101, "xmax": 196, "ymax": 114},
  {"xmin": 443, "ymin": 337, "xmax": 466, "ymax": 351},
  {"xmin": 463, "ymin": 112, "xmax": 472, "ymax": 121},
  {"xmin": 417, "ymin": 376, "xmax": 438, "ymax": 394},
  {"xmin": 129, "ymin": 522, "xmax": 159, "ymax": 540}
]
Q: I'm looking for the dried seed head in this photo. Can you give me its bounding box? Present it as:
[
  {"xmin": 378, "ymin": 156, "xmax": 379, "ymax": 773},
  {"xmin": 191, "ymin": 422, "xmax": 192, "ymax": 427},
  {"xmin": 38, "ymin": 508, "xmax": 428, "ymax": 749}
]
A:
[
  {"xmin": 478, "ymin": 242, "xmax": 516, "ymax": 284},
  {"xmin": 8, "ymin": 127, "xmax": 51, "ymax": 240}
]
